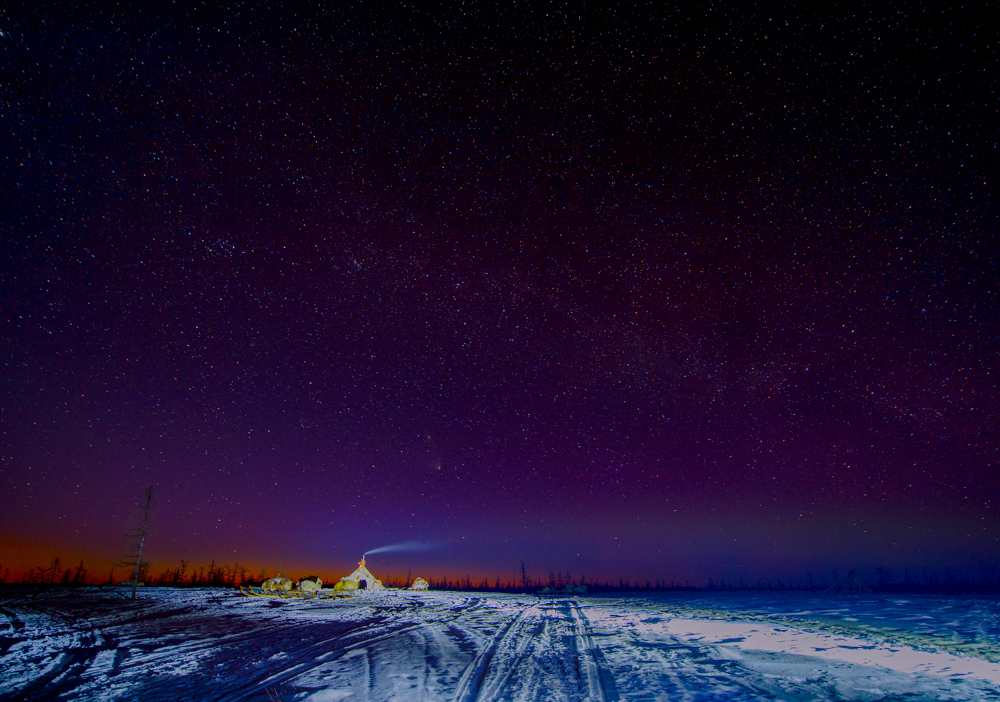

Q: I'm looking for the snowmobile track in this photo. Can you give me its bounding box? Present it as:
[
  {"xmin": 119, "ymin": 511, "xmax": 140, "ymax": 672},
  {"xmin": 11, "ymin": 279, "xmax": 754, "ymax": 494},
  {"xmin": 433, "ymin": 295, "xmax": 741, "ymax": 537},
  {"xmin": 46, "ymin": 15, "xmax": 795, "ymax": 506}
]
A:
[
  {"xmin": 211, "ymin": 619, "xmax": 431, "ymax": 702},
  {"xmin": 451, "ymin": 598, "xmax": 618, "ymax": 702},
  {"xmin": 451, "ymin": 603, "xmax": 537, "ymax": 702},
  {"xmin": 0, "ymin": 628, "xmax": 118, "ymax": 702},
  {"xmin": 567, "ymin": 600, "xmax": 618, "ymax": 702},
  {"xmin": 7, "ymin": 590, "xmax": 1000, "ymax": 701},
  {"xmin": 213, "ymin": 593, "xmax": 523, "ymax": 701}
]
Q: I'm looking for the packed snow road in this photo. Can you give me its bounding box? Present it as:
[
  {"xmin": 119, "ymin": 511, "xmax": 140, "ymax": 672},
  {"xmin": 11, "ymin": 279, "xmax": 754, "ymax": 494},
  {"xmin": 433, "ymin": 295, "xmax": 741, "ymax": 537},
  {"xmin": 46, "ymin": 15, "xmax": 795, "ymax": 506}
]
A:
[{"xmin": 2, "ymin": 588, "xmax": 999, "ymax": 701}]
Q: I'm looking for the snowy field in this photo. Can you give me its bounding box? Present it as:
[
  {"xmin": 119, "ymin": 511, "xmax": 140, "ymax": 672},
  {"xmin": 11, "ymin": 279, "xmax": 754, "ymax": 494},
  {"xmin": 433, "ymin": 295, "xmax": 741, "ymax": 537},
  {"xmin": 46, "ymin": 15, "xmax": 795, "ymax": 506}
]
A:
[{"xmin": 2, "ymin": 588, "xmax": 999, "ymax": 701}]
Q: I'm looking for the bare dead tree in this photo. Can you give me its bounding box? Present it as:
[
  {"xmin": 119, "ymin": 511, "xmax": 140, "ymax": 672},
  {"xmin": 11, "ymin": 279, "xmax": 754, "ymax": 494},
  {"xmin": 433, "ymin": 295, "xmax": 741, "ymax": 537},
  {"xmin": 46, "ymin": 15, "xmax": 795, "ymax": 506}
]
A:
[
  {"xmin": 172, "ymin": 559, "xmax": 188, "ymax": 586},
  {"xmin": 71, "ymin": 560, "xmax": 87, "ymax": 586},
  {"xmin": 122, "ymin": 485, "xmax": 154, "ymax": 600}
]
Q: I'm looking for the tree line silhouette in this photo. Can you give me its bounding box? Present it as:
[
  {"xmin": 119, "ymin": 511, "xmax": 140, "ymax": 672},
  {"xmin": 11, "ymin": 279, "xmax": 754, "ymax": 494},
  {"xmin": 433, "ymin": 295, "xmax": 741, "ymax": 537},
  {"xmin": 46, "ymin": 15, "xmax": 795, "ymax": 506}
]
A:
[{"xmin": 3, "ymin": 559, "xmax": 998, "ymax": 595}]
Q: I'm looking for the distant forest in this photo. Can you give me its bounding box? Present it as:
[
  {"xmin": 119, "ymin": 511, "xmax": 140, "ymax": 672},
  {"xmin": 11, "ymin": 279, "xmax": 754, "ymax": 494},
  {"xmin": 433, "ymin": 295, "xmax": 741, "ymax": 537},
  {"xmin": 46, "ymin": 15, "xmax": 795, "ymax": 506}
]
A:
[{"xmin": 3, "ymin": 558, "xmax": 999, "ymax": 595}]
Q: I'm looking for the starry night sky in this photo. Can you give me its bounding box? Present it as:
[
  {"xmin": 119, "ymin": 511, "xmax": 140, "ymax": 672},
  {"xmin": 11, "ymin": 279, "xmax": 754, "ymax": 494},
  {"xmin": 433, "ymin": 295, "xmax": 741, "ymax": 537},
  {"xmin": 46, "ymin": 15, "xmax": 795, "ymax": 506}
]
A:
[{"xmin": 2, "ymin": 3, "xmax": 997, "ymax": 586}]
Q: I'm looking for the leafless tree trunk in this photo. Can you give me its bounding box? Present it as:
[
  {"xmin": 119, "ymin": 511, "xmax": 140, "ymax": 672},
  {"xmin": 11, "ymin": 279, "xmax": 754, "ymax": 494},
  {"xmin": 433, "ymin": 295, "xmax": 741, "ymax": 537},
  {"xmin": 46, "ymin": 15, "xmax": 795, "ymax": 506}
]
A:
[{"xmin": 126, "ymin": 485, "xmax": 154, "ymax": 600}]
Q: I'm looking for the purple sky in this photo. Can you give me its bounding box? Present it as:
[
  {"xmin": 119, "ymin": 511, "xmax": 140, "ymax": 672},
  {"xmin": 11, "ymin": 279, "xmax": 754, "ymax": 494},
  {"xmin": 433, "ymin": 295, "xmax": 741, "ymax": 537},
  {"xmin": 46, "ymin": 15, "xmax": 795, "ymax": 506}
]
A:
[{"xmin": 2, "ymin": 4, "xmax": 997, "ymax": 586}]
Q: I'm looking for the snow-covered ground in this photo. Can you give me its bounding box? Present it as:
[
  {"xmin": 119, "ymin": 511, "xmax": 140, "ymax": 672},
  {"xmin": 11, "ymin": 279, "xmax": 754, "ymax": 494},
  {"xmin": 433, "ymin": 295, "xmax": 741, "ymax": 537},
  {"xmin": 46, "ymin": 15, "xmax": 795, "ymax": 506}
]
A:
[{"xmin": 2, "ymin": 588, "xmax": 999, "ymax": 701}]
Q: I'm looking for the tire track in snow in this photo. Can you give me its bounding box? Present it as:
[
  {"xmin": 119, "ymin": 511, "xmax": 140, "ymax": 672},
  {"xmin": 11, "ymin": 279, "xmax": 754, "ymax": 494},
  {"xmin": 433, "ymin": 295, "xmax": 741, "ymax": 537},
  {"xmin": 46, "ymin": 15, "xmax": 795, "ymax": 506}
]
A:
[
  {"xmin": 582, "ymin": 604, "xmax": 768, "ymax": 701},
  {"xmin": 3, "ymin": 591, "xmax": 413, "ymax": 702},
  {"xmin": 568, "ymin": 600, "xmax": 618, "ymax": 702},
  {"xmin": 0, "ymin": 628, "xmax": 110, "ymax": 702},
  {"xmin": 211, "ymin": 595, "xmax": 509, "ymax": 701},
  {"xmin": 0, "ymin": 597, "xmax": 131, "ymax": 702},
  {"xmin": 213, "ymin": 596, "xmax": 508, "ymax": 702},
  {"xmin": 210, "ymin": 619, "xmax": 428, "ymax": 702},
  {"xmin": 586, "ymin": 605, "xmax": 830, "ymax": 701},
  {"xmin": 451, "ymin": 598, "xmax": 621, "ymax": 702},
  {"xmin": 451, "ymin": 602, "xmax": 538, "ymax": 702}
]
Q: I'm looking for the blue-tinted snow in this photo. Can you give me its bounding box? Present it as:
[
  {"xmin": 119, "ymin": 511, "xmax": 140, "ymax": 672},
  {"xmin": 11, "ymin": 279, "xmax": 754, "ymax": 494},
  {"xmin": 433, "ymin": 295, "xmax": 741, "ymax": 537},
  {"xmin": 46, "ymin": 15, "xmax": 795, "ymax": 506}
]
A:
[{"xmin": 1, "ymin": 588, "xmax": 998, "ymax": 701}]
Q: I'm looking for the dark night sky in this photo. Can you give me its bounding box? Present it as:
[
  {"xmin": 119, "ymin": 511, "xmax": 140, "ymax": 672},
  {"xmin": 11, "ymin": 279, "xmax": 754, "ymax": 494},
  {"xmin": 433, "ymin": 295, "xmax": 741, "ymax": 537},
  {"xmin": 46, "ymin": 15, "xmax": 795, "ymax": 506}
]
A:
[{"xmin": 2, "ymin": 3, "xmax": 997, "ymax": 586}]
